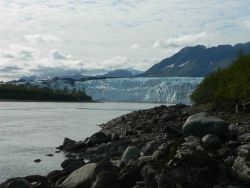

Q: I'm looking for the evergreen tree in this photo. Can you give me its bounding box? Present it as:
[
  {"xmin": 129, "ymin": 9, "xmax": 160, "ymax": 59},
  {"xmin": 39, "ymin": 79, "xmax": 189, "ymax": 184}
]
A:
[{"xmin": 191, "ymin": 52, "xmax": 250, "ymax": 107}]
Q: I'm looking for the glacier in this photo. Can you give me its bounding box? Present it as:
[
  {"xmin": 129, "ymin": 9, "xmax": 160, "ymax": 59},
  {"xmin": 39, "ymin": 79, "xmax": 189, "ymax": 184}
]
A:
[
  {"xmin": 74, "ymin": 77, "xmax": 203, "ymax": 104},
  {"xmin": 16, "ymin": 77, "xmax": 203, "ymax": 104}
]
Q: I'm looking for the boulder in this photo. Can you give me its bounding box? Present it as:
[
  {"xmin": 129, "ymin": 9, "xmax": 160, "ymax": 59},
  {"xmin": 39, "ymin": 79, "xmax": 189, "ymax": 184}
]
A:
[
  {"xmin": 242, "ymin": 98, "xmax": 250, "ymax": 113},
  {"xmin": 111, "ymin": 133, "xmax": 119, "ymax": 141},
  {"xmin": 152, "ymin": 142, "xmax": 172, "ymax": 161},
  {"xmin": 236, "ymin": 99, "xmax": 250, "ymax": 113},
  {"xmin": 91, "ymin": 172, "xmax": 119, "ymax": 188},
  {"xmin": 91, "ymin": 161, "xmax": 119, "ymax": 188},
  {"xmin": 88, "ymin": 132, "xmax": 110, "ymax": 145},
  {"xmin": 62, "ymin": 161, "xmax": 118, "ymax": 188},
  {"xmin": 183, "ymin": 112, "xmax": 228, "ymax": 138},
  {"xmin": 24, "ymin": 175, "xmax": 50, "ymax": 188},
  {"xmin": 55, "ymin": 176, "xmax": 68, "ymax": 187},
  {"xmin": 47, "ymin": 170, "xmax": 65, "ymax": 184},
  {"xmin": 202, "ymin": 134, "xmax": 222, "ymax": 149},
  {"xmin": 64, "ymin": 141, "xmax": 86, "ymax": 152},
  {"xmin": 232, "ymin": 144, "xmax": 250, "ymax": 182},
  {"xmin": 224, "ymin": 156, "xmax": 235, "ymax": 166},
  {"xmin": 141, "ymin": 138, "xmax": 166, "ymax": 156},
  {"xmin": 61, "ymin": 158, "xmax": 85, "ymax": 174},
  {"xmin": 62, "ymin": 138, "xmax": 77, "ymax": 151},
  {"xmin": 34, "ymin": 159, "xmax": 41, "ymax": 163},
  {"xmin": 120, "ymin": 146, "xmax": 140, "ymax": 165},
  {"xmin": 238, "ymin": 133, "xmax": 250, "ymax": 142},
  {"xmin": 157, "ymin": 136, "xmax": 218, "ymax": 188},
  {"xmin": 141, "ymin": 165, "xmax": 157, "ymax": 188},
  {"xmin": 164, "ymin": 126, "xmax": 184, "ymax": 138},
  {"xmin": 244, "ymin": 136, "xmax": 250, "ymax": 143},
  {"xmin": 119, "ymin": 161, "xmax": 143, "ymax": 188},
  {"xmin": 62, "ymin": 163, "xmax": 97, "ymax": 188},
  {"xmin": 6, "ymin": 179, "xmax": 31, "ymax": 188},
  {"xmin": 83, "ymin": 140, "xmax": 129, "ymax": 163}
]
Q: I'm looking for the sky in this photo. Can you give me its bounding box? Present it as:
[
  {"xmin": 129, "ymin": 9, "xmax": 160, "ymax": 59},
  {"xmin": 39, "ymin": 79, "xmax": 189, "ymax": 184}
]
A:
[{"xmin": 0, "ymin": 0, "xmax": 250, "ymax": 81}]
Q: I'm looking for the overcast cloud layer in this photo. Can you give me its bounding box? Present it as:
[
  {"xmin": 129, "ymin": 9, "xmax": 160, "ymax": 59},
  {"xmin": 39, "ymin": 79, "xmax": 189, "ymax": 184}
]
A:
[{"xmin": 0, "ymin": 0, "xmax": 250, "ymax": 80}]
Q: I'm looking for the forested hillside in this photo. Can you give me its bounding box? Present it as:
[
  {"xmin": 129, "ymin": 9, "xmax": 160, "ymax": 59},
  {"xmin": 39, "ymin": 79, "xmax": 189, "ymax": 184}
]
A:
[
  {"xmin": 191, "ymin": 51, "xmax": 250, "ymax": 107},
  {"xmin": 0, "ymin": 84, "xmax": 92, "ymax": 102}
]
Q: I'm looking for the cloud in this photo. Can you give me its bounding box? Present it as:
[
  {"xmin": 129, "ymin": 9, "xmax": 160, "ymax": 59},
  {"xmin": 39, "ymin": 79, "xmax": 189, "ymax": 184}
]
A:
[
  {"xmin": 25, "ymin": 34, "xmax": 62, "ymax": 44},
  {"xmin": 49, "ymin": 49, "xmax": 72, "ymax": 60},
  {"xmin": 0, "ymin": 44, "xmax": 37, "ymax": 61},
  {"xmin": 0, "ymin": 65, "xmax": 22, "ymax": 72},
  {"xmin": 0, "ymin": 0, "xmax": 250, "ymax": 80},
  {"xmin": 153, "ymin": 32, "xmax": 207, "ymax": 49},
  {"xmin": 243, "ymin": 19, "xmax": 250, "ymax": 30},
  {"xmin": 0, "ymin": 51, "xmax": 15, "ymax": 59},
  {"xmin": 130, "ymin": 44, "xmax": 140, "ymax": 50}
]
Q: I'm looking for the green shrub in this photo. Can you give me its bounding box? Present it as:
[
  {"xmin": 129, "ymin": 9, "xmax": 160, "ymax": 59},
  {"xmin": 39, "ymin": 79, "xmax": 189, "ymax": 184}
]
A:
[{"xmin": 191, "ymin": 52, "xmax": 250, "ymax": 106}]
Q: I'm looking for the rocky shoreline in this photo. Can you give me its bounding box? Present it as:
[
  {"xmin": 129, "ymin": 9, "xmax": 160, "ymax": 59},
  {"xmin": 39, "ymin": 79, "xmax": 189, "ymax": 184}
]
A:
[{"xmin": 1, "ymin": 104, "xmax": 250, "ymax": 188}]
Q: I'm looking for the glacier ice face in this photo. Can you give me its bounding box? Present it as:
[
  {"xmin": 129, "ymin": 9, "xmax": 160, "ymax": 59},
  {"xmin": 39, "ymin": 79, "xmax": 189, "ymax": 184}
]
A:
[
  {"xmin": 75, "ymin": 77, "xmax": 203, "ymax": 104},
  {"xmin": 16, "ymin": 77, "xmax": 203, "ymax": 104}
]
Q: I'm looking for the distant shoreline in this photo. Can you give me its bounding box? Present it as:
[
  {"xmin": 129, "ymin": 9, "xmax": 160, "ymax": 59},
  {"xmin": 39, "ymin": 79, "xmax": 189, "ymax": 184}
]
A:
[{"xmin": 0, "ymin": 99, "xmax": 95, "ymax": 103}]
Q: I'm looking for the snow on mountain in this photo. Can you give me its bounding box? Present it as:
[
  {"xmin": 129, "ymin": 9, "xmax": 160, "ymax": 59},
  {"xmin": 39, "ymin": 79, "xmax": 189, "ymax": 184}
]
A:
[
  {"xmin": 178, "ymin": 61, "xmax": 189, "ymax": 67},
  {"xmin": 166, "ymin": 64, "xmax": 175, "ymax": 68},
  {"xmin": 143, "ymin": 42, "xmax": 250, "ymax": 77},
  {"xmin": 97, "ymin": 69, "xmax": 143, "ymax": 78}
]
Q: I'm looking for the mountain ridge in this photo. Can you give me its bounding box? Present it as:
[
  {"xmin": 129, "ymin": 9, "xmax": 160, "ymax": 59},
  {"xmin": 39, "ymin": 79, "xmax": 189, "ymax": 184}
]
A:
[{"xmin": 142, "ymin": 42, "xmax": 250, "ymax": 77}]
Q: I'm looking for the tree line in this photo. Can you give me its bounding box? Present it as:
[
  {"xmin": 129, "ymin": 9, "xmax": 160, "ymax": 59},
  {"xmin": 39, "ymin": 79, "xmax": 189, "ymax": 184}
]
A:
[
  {"xmin": 191, "ymin": 51, "xmax": 250, "ymax": 108},
  {"xmin": 0, "ymin": 84, "xmax": 92, "ymax": 102}
]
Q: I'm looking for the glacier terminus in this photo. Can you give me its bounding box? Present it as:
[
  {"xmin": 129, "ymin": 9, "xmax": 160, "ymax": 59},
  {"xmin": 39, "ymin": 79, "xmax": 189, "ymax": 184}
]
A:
[{"xmin": 16, "ymin": 77, "xmax": 203, "ymax": 104}]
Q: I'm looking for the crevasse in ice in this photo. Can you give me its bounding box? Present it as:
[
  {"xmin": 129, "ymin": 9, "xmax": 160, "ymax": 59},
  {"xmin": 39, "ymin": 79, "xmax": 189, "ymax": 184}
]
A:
[
  {"xmin": 21, "ymin": 77, "xmax": 203, "ymax": 104},
  {"xmin": 74, "ymin": 77, "xmax": 203, "ymax": 104}
]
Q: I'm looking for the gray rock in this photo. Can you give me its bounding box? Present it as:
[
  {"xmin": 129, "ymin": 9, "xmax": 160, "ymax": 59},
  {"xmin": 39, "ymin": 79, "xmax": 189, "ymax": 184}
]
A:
[
  {"xmin": 34, "ymin": 159, "xmax": 41, "ymax": 163},
  {"xmin": 24, "ymin": 175, "xmax": 50, "ymax": 188},
  {"xmin": 89, "ymin": 132, "xmax": 110, "ymax": 145},
  {"xmin": 238, "ymin": 133, "xmax": 250, "ymax": 142},
  {"xmin": 91, "ymin": 161, "xmax": 119, "ymax": 188},
  {"xmin": 157, "ymin": 136, "xmax": 217, "ymax": 188},
  {"xmin": 183, "ymin": 112, "xmax": 228, "ymax": 138},
  {"xmin": 62, "ymin": 161, "xmax": 119, "ymax": 188},
  {"xmin": 6, "ymin": 179, "xmax": 31, "ymax": 188},
  {"xmin": 55, "ymin": 176, "xmax": 68, "ymax": 187},
  {"xmin": 165, "ymin": 125, "xmax": 184, "ymax": 137},
  {"xmin": 141, "ymin": 138, "xmax": 166, "ymax": 156},
  {"xmin": 232, "ymin": 144, "xmax": 250, "ymax": 182},
  {"xmin": 152, "ymin": 149, "xmax": 165, "ymax": 161},
  {"xmin": 202, "ymin": 134, "xmax": 222, "ymax": 149},
  {"xmin": 84, "ymin": 140, "xmax": 129, "ymax": 163},
  {"xmin": 119, "ymin": 161, "xmax": 143, "ymax": 188},
  {"xmin": 141, "ymin": 165, "xmax": 157, "ymax": 188},
  {"xmin": 138, "ymin": 156, "xmax": 152, "ymax": 163},
  {"xmin": 91, "ymin": 172, "xmax": 119, "ymax": 188},
  {"xmin": 47, "ymin": 170, "xmax": 63, "ymax": 184},
  {"xmin": 111, "ymin": 133, "xmax": 119, "ymax": 141},
  {"xmin": 61, "ymin": 138, "xmax": 78, "ymax": 151},
  {"xmin": 65, "ymin": 141, "xmax": 86, "ymax": 152},
  {"xmin": 244, "ymin": 136, "xmax": 250, "ymax": 143},
  {"xmin": 62, "ymin": 163, "xmax": 97, "ymax": 188},
  {"xmin": 63, "ymin": 138, "xmax": 76, "ymax": 147},
  {"xmin": 224, "ymin": 156, "xmax": 235, "ymax": 166},
  {"xmin": 61, "ymin": 158, "xmax": 85, "ymax": 174},
  {"xmin": 120, "ymin": 146, "xmax": 140, "ymax": 165}
]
